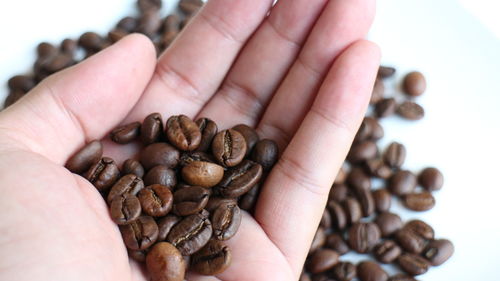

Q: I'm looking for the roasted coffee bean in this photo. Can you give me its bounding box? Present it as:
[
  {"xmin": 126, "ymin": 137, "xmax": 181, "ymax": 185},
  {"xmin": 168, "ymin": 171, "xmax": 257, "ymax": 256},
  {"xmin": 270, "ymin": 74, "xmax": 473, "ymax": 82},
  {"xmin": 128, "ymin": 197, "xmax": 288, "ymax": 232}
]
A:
[
  {"xmin": 37, "ymin": 42, "xmax": 58, "ymax": 58},
  {"xmin": 108, "ymin": 174, "xmax": 145, "ymax": 204},
  {"xmin": 166, "ymin": 115, "xmax": 202, "ymax": 151},
  {"xmin": 306, "ymin": 249, "xmax": 339, "ymax": 274},
  {"xmin": 110, "ymin": 122, "xmax": 141, "ymax": 144},
  {"xmin": 121, "ymin": 215, "xmax": 158, "ymax": 250},
  {"xmin": 144, "ymin": 165, "xmax": 177, "ymax": 188},
  {"xmin": 375, "ymin": 212, "xmax": 403, "ymax": 237},
  {"xmin": 355, "ymin": 188, "xmax": 375, "ymax": 217},
  {"xmin": 325, "ymin": 234, "xmax": 350, "ymax": 255},
  {"xmin": 191, "ymin": 240, "xmax": 231, "ymax": 275},
  {"xmin": 375, "ymin": 98, "xmax": 397, "ymax": 118},
  {"xmin": 371, "ymin": 79, "xmax": 385, "ymax": 104},
  {"xmin": 388, "ymin": 274, "xmax": 417, "ymax": 281},
  {"xmin": 238, "ymin": 183, "xmax": 260, "ymax": 211},
  {"xmin": 78, "ymin": 32, "xmax": 103, "ymax": 51},
  {"xmin": 418, "ymin": 167, "xmax": 444, "ymax": 191},
  {"xmin": 384, "ymin": 142, "xmax": 406, "ymax": 168},
  {"xmin": 65, "ymin": 140, "xmax": 102, "ymax": 174},
  {"xmin": 354, "ymin": 118, "xmax": 372, "ymax": 142},
  {"xmin": 328, "ymin": 201, "xmax": 347, "ymax": 230},
  {"xmin": 388, "ymin": 170, "xmax": 417, "ymax": 196},
  {"xmin": 212, "ymin": 129, "xmax": 247, "ymax": 167},
  {"xmin": 372, "ymin": 189, "xmax": 392, "ymax": 213},
  {"xmin": 162, "ymin": 15, "xmax": 181, "ymax": 48},
  {"xmin": 320, "ymin": 209, "xmax": 332, "ymax": 229},
  {"xmin": 233, "ymin": 124, "xmax": 260, "ymax": 156},
  {"xmin": 251, "ymin": 139, "xmax": 279, "ymax": 171},
  {"xmin": 403, "ymin": 192, "xmax": 435, "ymax": 211},
  {"xmin": 138, "ymin": 184, "xmax": 174, "ymax": 217},
  {"xmin": 365, "ymin": 159, "xmax": 392, "ymax": 179},
  {"xmin": 206, "ymin": 196, "xmax": 238, "ymax": 213},
  {"xmin": 403, "ymin": 71, "xmax": 426, "ymax": 97},
  {"xmin": 181, "ymin": 161, "xmax": 224, "ymax": 188},
  {"xmin": 378, "ymin": 66, "xmax": 396, "ymax": 79},
  {"xmin": 422, "ymin": 239, "xmax": 454, "ymax": 266},
  {"xmin": 348, "ymin": 222, "xmax": 381, "ymax": 253},
  {"xmin": 117, "ymin": 16, "xmax": 138, "ymax": 32},
  {"xmin": 343, "ymin": 197, "xmax": 362, "ymax": 225},
  {"xmin": 195, "ymin": 117, "xmax": 218, "ymax": 152},
  {"xmin": 179, "ymin": 0, "xmax": 203, "ymax": 15},
  {"xmin": 357, "ymin": 261, "xmax": 388, "ymax": 281},
  {"xmin": 140, "ymin": 143, "xmax": 180, "ymax": 170},
  {"xmin": 173, "ymin": 186, "xmax": 210, "ymax": 216},
  {"xmin": 138, "ymin": 0, "xmax": 162, "ymax": 12},
  {"xmin": 179, "ymin": 151, "xmax": 214, "ymax": 166},
  {"xmin": 395, "ymin": 228, "xmax": 428, "ymax": 254},
  {"xmin": 374, "ymin": 240, "xmax": 402, "ymax": 263},
  {"xmin": 8, "ymin": 75, "xmax": 35, "ymax": 92},
  {"xmin": 167, "ymin": 212, "xmax": 212, "ymax": 255},
  {"xmin": 218, "ymin": 160, "xmax": 262, "ymax": 198},
  {"xmin": 334, "ymin": 166, "xmax": 348, "ymax": 184},
  {"xmin": 122, "ymin": 159, "xmax": 145, "ymax": 178},
  {"xmin": 42, "ymin": 53, "xmax": 74, "ymax": 73},
  {"xmin": 146, "ymin": 242, "xmax": 185, "ymax": 281},
  {"xmin": 397, "ymin": 101, "xmax": 425, "ymax": 120},
  {"xmin": 108, "ymin": 29, "xmax": 128, "ymax": 43},
  {"xmin": 329, "ymin": 184, "xmax": 349, "ymax": 203},
  {"xmin": 309, "ymin": 227, "xmax": 326, "ymax": 253},
  {"xmin": 158, "ymin": 215, "xmax": 181, "ymax": 241},
  {"xmin": 347, "ymin": 167, "xmax": 371, "ymax": 191},
  {"xmin": 137, "ymin": 10, "xmax": 162, "ymax": 37},
  {"xmin": 211, "ymin": 202, "xmax": 242, "ymax": 241},
  {"xmin": 347, "ymin": 140, "xmax": 378, "ymax": 164},
  {"xmin": 366, "ymin": 117, "xmax": 385, "ymax": 140},
  {"xmin": 141, "ymin": 113, "xmax": 163, "ymax": 144},
  {"xmin": 110, "ymin": 193, "xmax": 142, "ymax": 225},
  {"xmin": 84, "ymin": 157, "xmax": 120, "ymax": 192},
  {"xmin": 405, "ymin": 220, "xmax": 434, "ymax": 240},
  {"xmin": 397, "ymin": 253, "xmax": 429, "ymax": 276},
  {"xmin": 128, "ymin": 249, "xmax": 148, "ymax": 263},
  {"xmin": 330, "ymin": 262, "xmax": 356, "ymax": 281}
]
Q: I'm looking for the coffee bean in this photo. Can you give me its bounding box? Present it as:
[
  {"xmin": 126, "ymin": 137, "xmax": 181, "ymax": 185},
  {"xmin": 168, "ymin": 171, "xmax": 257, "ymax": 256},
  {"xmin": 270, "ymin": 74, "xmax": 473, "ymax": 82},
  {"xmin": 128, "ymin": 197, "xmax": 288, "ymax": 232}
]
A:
[
  {"xmin": 167, "ymin": 212, "xmax": 212, "ymax": 255},
  {"xmin": 122, "ymin": 159, "xmax": 145, "ymax": 178},
  {"xmin": 191, "ymin": 240, "xmax": 231, "ymax": 275},
  {"xmin": 205, "ymin": 196, "xmax": 238, "ymax": 213},
  {"xmin": 418, "ymin": 167, "xmax": 444, "ymax": 191},
  {"xmin": 8, "ymin": 75, "xmax": 35, "ymax": 92},
  {"xmin": 365, "ymin": 117, "xmax": 385, "ymax": 140},
  {"xmin": 179, "ymin": 151, "xmax": 215, "ymax": 166},
  {"xmin": 309, "ymin": 227, "xmax": 326, "ymax": 253},
  {"xmin": 128, "ymin": 249, "xmax": 148, "ymax": 263},
  {"xmin": 179, "ymin": 0, "xmax": 203, "ymax": 15},
  {"xmin": 144, "ymin": 165, "xmax": 177, "ymax": 188},
  {"xmin": 403, "ymin": 192, "xmax": 435, "ymax": 211},
  {"xmin": 211, "ymin": 202, "xmax": 242, "ymax": 241},
  {"xmin": 384, "ymin": 142, "xmax": 406, "ymax": 169},
  {"xmin": 173, "ymin": 186, "xmax": 210, "ymax": 216},
  {"xmin": 395, "ymin": 228, "xmax": 428, "ymax": 254},
  {"xmin": 371, "ymin": 79, "xmax": 385, "ymax": 104},
  {"xmin": 378, "ymin": 66, "xmax": 396, "ymax": 79},
  {"xmin": 212, "ymin": 129, "xmax": 247, "ymax": 167},
  {"xmin": 403, "ymin": 71, "xmax": 426, "ymax": 97},
  {"xmin": 141, "ymin": 113, "xmax": 164, "ymax": 145},
  {"xmin": 343, "ymin": 197, "xmax": 362, "ymax": 225},
  {"xmin": 320, "ymin": 209, "xmax": 332, "ymax": 229},
  {"xmin": 140, "ymin": 143, "xmax": 180, "ymax": 170},
  {"xmin": 365, "ymin": 159, "xmax": 392, "ymax": 179},
  {"xmin": 307, "ymin": 249, "xmax": 339, "ymax": 274},
  {"xmin": 116, "ymin": 16, "xmax": 138, "ymax": 32},
  {"xmin": 251, "ymin": 139, "xmax": 279, "ymax": 171},
  {"xmin": 217, "ymin": 160, "xmax": 262, "ymax": 198},
  {"xmin": 110, "ymin": 193, "xmax": 142, "ymax": 225},
  {"xmin": 354, "ymin": 119, "xmax": 372, "ymax": 142},
  {"xmin": 65, "ymin": 140, "xmax": 102, "ymax": 174},
  {"xmin": 121, "ymin": 215, "xmax": 159, "ymax": 250},
  {"xmin": 348, "ymin": 222, "xmax": 381, "ymax": 253},
  {"xmin": 108, "ymin": 174, "xmax": 145, "ymax": 204},
  {"xmin": 388, "ymin": 274, "xmax": 417, "ymax": 281},
  {"xmin": 110, "ymin": 122, "xmax": 141, "ymax": 144},
  {"xmin": 146, "ymin": 242, "xmax": 185, "ymax": 281},
  {"xmin": 166, "ymin": 115, "xmax": 202, "ymax": 151},
  {"xmin": 388, "ymin": 170, "xmax": 417, "ymax": 196},
  {"xmin": 372, "ymin": 189, "xmax": 392, "ymax": 213},
  {"xmin": 325, "ymin": 234, "xmax": 350, "ymax": 255},
  {"xmin": 108, "ymin": 29, "xmax": 128, "ymax": 43},
  {"xmin": 375, "ymin": 98, "xmax": 397, "ymax": 118},
  {"xmin": 37, "ymin": 42, "xmax": 58, "ymax": 58},
  {"xmin": 84, "ymin": 157, "xmax": 120, "ymax": 192},
  {"xmin": 238, "ymin": 183, "xmax": 260, "ymax": 211},
  {"xmin": 346, "ymin": 167, "xmax": 371, "ymax": 191},
  {"xmin": 347, "ymin": 140, "xmax": 378, "ymax": 164},
  {"xmin": 397, "ymin": 101, "xmax": 425, "ymax": 120},
  {"xmin": 422, "ymin": 239, "xmax": 454, "ymax": 266},
  {"xmin": 300, "ymin": 272, "xmax": 312, "ymax": 281},
  {"xmin": 158, "ymin": 215, "xmax": 181, "ymax": 242},
  {"xmin": 357, "ymin": 261, "xmax": 388, "ymax": 281},
  {"xmin": 355, "ymin": 188, "xmax": 375, "ymax": 217},
  {"xmin": 397, "ymin": 253, "xmax": 429, "ymax": 276},
  {"xmin": 232, "ymin": 124, "xmax": 260, "ymax": 156},
  {"xmin": 374, "ymin": 240, "xmax": 402, "ymax": 263},
  {"xmin": 138, "ymin": 0, "xmax": 162, "ymax": 13},
  {"xmin": 137, "ymin": 10, "xmax": 162, "ymax": 37},
  {"xmin": 328, "ymin": 201, "xmax": 347, "ymax": 230},
  {"xmin": 375, "ymin": 212, "xmax": 403, "ymax": 237},
  {"xmin": 78, "ymin": 32, "xmax": 103, "ymax": 51},
  {"xmin": 138, "ymin": 184, "xmax": 174, "ymax": 217},
  {"xmin": 181, "ymin": 161, "xmax": 224, "ymax": 188},
  {"xmin": 404, "ymin": 220, "xmax": 434, "ymax": 240},
  {"xmin": 162, "ymin": 15, "xmax": 181, "ymax": 48},
  {"xmin": 195, "ymin": 117, "xmax": 218, "ymax": 152},
  {"xmin": 330, "ymin": 262, "xmax": 356, "ymax": 281},
  {"xmin": 334, "ymin": 166, "xmax": 348, "ymax": 184},
  {"xmin": 329, "ymin": 184, "xmax": 349, "ymax": 203}
]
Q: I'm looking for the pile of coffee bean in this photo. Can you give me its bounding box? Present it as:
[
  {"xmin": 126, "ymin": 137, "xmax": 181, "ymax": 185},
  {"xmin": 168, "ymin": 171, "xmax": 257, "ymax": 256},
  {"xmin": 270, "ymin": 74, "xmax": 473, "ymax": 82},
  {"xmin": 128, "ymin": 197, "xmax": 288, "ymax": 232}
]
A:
[{"xmin": 66, "ymin": 114, "xmax": 278, "ymax": 280}]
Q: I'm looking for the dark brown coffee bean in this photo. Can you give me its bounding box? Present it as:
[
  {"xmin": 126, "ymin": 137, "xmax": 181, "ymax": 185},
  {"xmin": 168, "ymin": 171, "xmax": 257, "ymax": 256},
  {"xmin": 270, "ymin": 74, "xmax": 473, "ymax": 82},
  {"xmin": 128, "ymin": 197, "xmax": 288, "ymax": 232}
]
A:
[
  {"xmin": 354, "ymin": 118, "xmax": 372, "ymax": 142},
  {"xmin": 158, "ymin": 215, "xmax": 181, "ymax": 241},
  {"xmin": 121, "ymin": 215, "xmax": 158, "ymax": 250},
  {"xmin": 251, "ymin": 139, "xmax": 279, "ymax": 171},
  {"xmin": 384, "ymin": 142, "xmax": 406, "ymax": 168},
  {"xmin": 233, "ymin": 124, "xmax": 260, "ymax": 156},
  {"xmin": 65, "ymin": 140, "xmax": 103, "ymax": 174},
  {"xmin": 146, "ymin": 242, "xmax": 185, "ymax": 281},
  {"xmin": 372, "ymin": 189, "xmax": 392, "ymax": 213},
  {"xmin": 403, "ymin": 192, "xmax": 435, "ymax": 211},
  {"xmin": 375, "ymin": 212, "xmax": 403, "ymax": 237},
  {"xmin": 343, "ymin": 197, "xmax": 362, "ymax": 225},
  {"xmin": 397, "ymin": 101, "xmax": 425, "ymax": 120},
  {"xmin": 108, "ymin": 174, "xmax": 145, "ymax": 204},
  {"xmin": 179, "ymin": 151, "xmax": 215, "ymax": 166},
  {"xmin": 320, "ymin": 209, "xmax": 332, "ymax": 229},
  {"xmin": 238, "ymin": 183, "xmax": 260, "ymax": 211},
  {"xmin": 418, "ymin": 167, "xmax": 444, "ymax": 191},
  {"xmin": 108, "ymin": 29, "xmax": 128, "ymax": 43},
  {"xmin": 117, "ymin": 16, "xmax": 138, "ymax": 32},
  {"xmin": 329, "ymin": 184, "xmax": 348, "ymax": 203},
  {"xmin": 78, "ymin": 32, "xmax": 103, "ymax": 51},
  {"xmin": 325, "ymin": 234, "xmax": 350, "ymax": 255},
  {"xmin": 138, "ymin": 184, "xmax": 174, "ymax": 217},
  {"xmin": 355, "ymin": 188, "xmax": 375, "ymax": 217},
  {"xmin": 167, "ymin": 212, "xmax": 212, "ymax": 255},
  {"xmin": 212, "ymin": 129, "xmax": 247, "ymax": 167},
  {"xmin": 162, "ymin": 15, "xmax": 181, "ymax": 48},
  {"xmin": 84, "ymin": 157, "xmax": 120, "ymax": 192},
  {"xmin": 141, "ymin": 113, "xmax": 163, "ymax": 145},
  {"xmin": 218, "ymin": 160, "xmax": 262, "ymax": 198},
  {"xmin": 166, "ymin": 115, "xmax": 202, "ymax": 151},
  {"xmin": 191, "ymin": 240, "xmax": 231, "ymax": 275},
  {"xmin": 403, "ymin": 71, "xmax": 426, "ymax": 97},
  {"xmin": 122, "ymin": 159, "xmax": 145, "ymax": 178},
  {"xmin": 195, "ymin": 117, "xmax": 218, "ymax": 152},
  {"xmin": 397, "ymin": 253, "xmax": 429, "ymax": 276},
  {"xmin": 8, "ymin": 75, "xmax": 35, "ymax": 92},
  {"xmin": 365, "ymin": 159, "xmax": 392, "ymax": 179},
  {"xmin": 346, "ymin": 167, "xmax": 371, "ymax": 191},
  {"xmin": 348, "ymin": 222, "xmax": 381, "ymax": 253},
  {"xmin": 137, "ymin": 10, "xmax": 162, "ymax": 37},
  {"xmin": 334, "ymin": 166, "xmax": 348, "ymax": 184},
  {"xmin": 43, "ymin": 53, "xmax": 74, "ymax": 73},
  {"xmin": 181, "ymin": 161, "xmax": 224, "ymax": 188},
  {"xmin": 37, "ymin": 42, "xmax": 58, "ymax": 58},
  {"xmin": 128, "ymin": 249, "xmax": 148, "ymax": 263},
  {"xmin": 347, "ymin": 140, "xmax": 378, "ymax": 164},
  {"xmin": 388, "ymin": 274, "xmax": 417, "ymax": 281},
  {"xmin": 173, "ymin": 186, "xmax": 210, "ymax": 216},
  {"xmin": 366, "ymin": 117, "xmax": 384, "ymax": 140},
  {"xmin": 307, "ymin": 249, "xmax": 339, "ymax": 274},
  {"xmin": 422, "ymin": 239, "xmax": 454, "ymax": 266},
  {"xmin": 331, "ymin": 262, "xmax": 356, "ymax": 281},
  {"xmin": 395, "ymin": 228, "xmax": 428, "ymax": 254},
  {"xmin": 309, "ymin": 227, "xmax": 326, "ymax": 253},
  {"xmin": 405, "ymin": 220, "xmax": 434, "ymax": 240},
  {"xmin": 370, "ymin": 79, "xmax": 385, "ymax": 104},
  {"xmin": 179, "ymin": 0, "xmax": 203, "ymax": 15},
  {"xmin": 357, "ymin": 261, "xmax": 388, "ymax": 281},
  {"xmin": 140, "ymin": 143, "xmax": 180, "ymax": 170},
  {"xmin": 374, "ymin": 240, "xmax": 402, "ymax": 263},
  {"xmin": 144, "ymin": 165, "xmax": 177, "ymax": 188},
  {"xmin": 138, "ymin": 0, "xmax": 162, "ymax": 12},
  {"xmin": 212, "ymin": 202, "xmax": 241, "ymax": 241},
  {"xmin": 110, "ymin": 122, "xmax": 141, "ymax": 144},
  {"xmin": 388, "ymin": 170, "xmax": 417, "ymax": 196},
  {"xmin": 378, "ymin": 66, "xmax": 396, "ymax": 79},
  {"xmin": 110, "ymin": 194, "xmax": 142, "ymax": 225},
  {"xmin": 206, "ymin": 196, "xmax": 238, "ymax": 213},
  {"xmin": 375, "ymin": 98, "xmax": 397, "ymax": 118},
  {"xmin": 328, "ymin": 201, "xmax": 347, "ymax": 230}
]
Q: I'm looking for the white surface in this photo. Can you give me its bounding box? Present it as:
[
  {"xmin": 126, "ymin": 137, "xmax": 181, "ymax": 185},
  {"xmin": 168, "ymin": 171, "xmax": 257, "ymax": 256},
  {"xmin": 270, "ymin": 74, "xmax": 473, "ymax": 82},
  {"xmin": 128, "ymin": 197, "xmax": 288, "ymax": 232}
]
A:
[{"xmin": 0, "ymin": 0, "xmax": 499, "ymax": 280}]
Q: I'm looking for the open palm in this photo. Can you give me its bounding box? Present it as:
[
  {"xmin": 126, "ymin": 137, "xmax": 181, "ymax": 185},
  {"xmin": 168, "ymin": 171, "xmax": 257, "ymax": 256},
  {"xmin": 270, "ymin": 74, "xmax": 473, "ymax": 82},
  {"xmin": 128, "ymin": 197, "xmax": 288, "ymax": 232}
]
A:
[{"xmin": 0, "ymin": 0, "xmax": 379, "ymax": 280}]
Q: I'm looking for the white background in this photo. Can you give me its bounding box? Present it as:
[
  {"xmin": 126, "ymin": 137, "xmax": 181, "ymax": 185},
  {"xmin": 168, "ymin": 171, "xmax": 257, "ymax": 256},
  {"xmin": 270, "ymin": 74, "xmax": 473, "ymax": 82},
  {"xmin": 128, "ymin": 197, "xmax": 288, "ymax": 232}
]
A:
[{"xmin": 0, "ymin": 0, "xmax": 499, "ymax": 280}]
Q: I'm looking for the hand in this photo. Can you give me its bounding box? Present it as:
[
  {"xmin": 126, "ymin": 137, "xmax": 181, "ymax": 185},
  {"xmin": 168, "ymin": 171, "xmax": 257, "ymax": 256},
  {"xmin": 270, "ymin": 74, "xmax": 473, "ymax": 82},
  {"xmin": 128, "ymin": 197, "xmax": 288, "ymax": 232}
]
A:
[{"xmin": 0, "ymin": 0, "xmax": 379, "ymax": 280}]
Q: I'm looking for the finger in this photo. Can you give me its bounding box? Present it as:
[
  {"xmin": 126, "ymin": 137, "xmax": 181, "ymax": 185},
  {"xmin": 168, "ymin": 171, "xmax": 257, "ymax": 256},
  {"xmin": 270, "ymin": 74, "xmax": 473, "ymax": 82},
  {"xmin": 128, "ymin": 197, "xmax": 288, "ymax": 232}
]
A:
[
  {"xmin": 255, "ymin": 40, "xmax": 381, "ymax": 276},
  {"xmin": 258, "ymin": 0, "xmax": 376, "ymax": 148},
  {"xmin": 197, "ymin": 0, "xmax": 328, "ymax": 128},
  {"xmin": 0, "ymin": 34, "xmax": 156, "ymax": 164},
  {"xmin": 126, "ymin": 0, "xmax": 274, "ymax": 121}
]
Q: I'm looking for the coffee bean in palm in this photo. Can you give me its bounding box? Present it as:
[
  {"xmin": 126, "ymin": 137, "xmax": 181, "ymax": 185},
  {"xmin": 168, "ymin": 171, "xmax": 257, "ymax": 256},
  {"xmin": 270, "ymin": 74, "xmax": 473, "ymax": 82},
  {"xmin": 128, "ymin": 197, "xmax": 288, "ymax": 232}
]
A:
[
  {"xmin": 403, "ymin": 192, "xmax": 435, "ymax": 211},
  {"xmin": 347, "ymin": 167, "xmax": 371, "ymax": 191},
  {"xmin": 343, "ymin": 197, "xmax": 362, "ymax": 225},
  {"xmin": 166, "ymin": 115, "xmax": 202, "ymax": 151},
  {"xmin": 233, "ymin": 124, "xmax": 260, "ymax": 156},
  {"xmin": 173, "ymin": 186, "xmax": 210, "ymax": 216},
  {"xmin": 372, "ymin": 189, "xmax": 392, "ymax": 213},
  {"xmin": 378, "ymin": 66, "xmax": 396, "ymax": 79},
  {"xmin": 331, "ymin": 262, "xmax": 356, "ymax": 281},
  {"xmin": 375, "ymin": 212, "xmax": 403, "ymax": 237},
  {"xmin": 328, "ymin": 201, "xmax": 347, "ymax": 230},
  {"xmin": 309, "ymin": 227, "xmax": 326, "ymax": 253},
  {"xmin": 388, "ymin": 274, "xmax": 417, "ymax": 281},
  {"xmin": 329, "ymin": 184, "xmax": 348, "ymax": 203},
  {"xmin": 320, "ymin": 209, "xmax": 332, "ymax": 229},
  {"xmin": 128, "ymin": 249, "xmax": 148, "ymax": 263},
  {"xmin": 158, "ymin": 215, "xmax": 181, "ymax": 241},
  {"xmin": 325, "ymin": 234, "xmax": 350, "ymax": 255},
  {"xmin": 357, "ymin": 261, "xmax": 388, "ymax": 281},
  {"xmin": 122, "ymin": 159, "xmax": 145, "ymax": 178},
  {"xmin": 110, "ymin": 122, "xmax": 141, "ymax": 144},
  {"xmin": 397, "ymin": 101, "xmax": 425, "ymax": 120},
  {"xmin": 138, "ymin": 184, "xmax": 174, "ymax": 217},
  {"xmin": 141, "ymin": 113, "xmax": 164, "ymax": 145},
  {"xmin": 144, "ymin": 165, "xmax": 177, "ymax": 188},
  {"xmin": 388, "ymin": 170, "xmax": 417, "ymax": 196},
  {"xmin": 121, "ymin": 215, "xmax": 159, "ymax": 250},
  {"xmin": 422, "ymin": 239, "xmax": 454, "ymax": 266},
  {"xmin": 108, "ymin": 174, "xmax": 145, "ymax": 204},
  {"xmin": 212, "ymin": 129, "xmax": 247, "ymax": 167},
  {"xmin": 397, "ymin": 253, "xmax": 429, "ymax": 276},
  {"xmin": 179, "ymin": 0, "xmax": 204, "ymax": 15},
  {"xmin": 238, "ymin": 183, "xmax": 260, "ymax": 211},
  {"xmin": 84, "ymin": 157, "xmax": 120, "ymax": 192},
  {"xmin": 146, "ymin": 242, "xmax": 185, "ymax": 281},
  {"xmin": 375, "ymin": 98, "xmax": 397, "ymax": 118},
  {"xmin": 117, "ymin": 16, "xmax": 138, "ymax": 32},
  {"xmin": 347, "ymin": 140, "xmax": 378, "ymax": 164},
  {"xmin": 251, "ymin": 139, "xmax": 279, "ymax": 171},
  {"xmin": 374, "ymin": 240, "xmax": 402, "ymax": 263},
  {"xmin": 179, "ymin": 151, "xmax": 215, "ymax": 166},
  {"xmin": 306, "ymin": 249, "xmax": 339, "ymax": 274},
  {"xmin": 217, "ymin": 160, "xmax": 262, "ymax": 198},
  {"xmin": 212, "ymin": 202, "xmax": 241, "ymax": 241},
  {"xmin": 191, "ymin": 240, "xmax": 231, "ymax": 275},
  {"xmin": 110, "ymin": 193, "xmax": 142, "ymax": 225},
  {"xmin": 195, "ymin": 117, "xmax": 218, "ymax": 152},
  {"xmin": 140, "ymin": 143, "xmax": 180, "ymax": 170},
  {"xmin": 65, "ymin": 140, "xmax": 102, "ymax": 174},
  {"xmin": 8, "ymin": 75, "xmax": 35, "ymax": 92},
  {"xmin": 205, "ymin": 196, "xmax": 237, "ymax": 213},
  {"xmin": 418, "ymin": 167, "xmax": 444, "ymax": 191},
  {"xmin": 384, "ymin": 142, "xmax": 406, "ymax": 168},
  {"xmin": 167, "ymin": 212, "xmax": 212, "ymax": 255},
  {"xmin": 370, "ymin": 79, "xmax": 385, "ymax": 104},
  {"xmin": 365, "ymin": 159, "xmax": 392, "ymax": 179},
  {"xmin": 403, "ymin": 71, "xmax": 426, "ymax": 97},
  {"xmin": 181, "ymin": 161, "xmax": 224, "ymax": 188},
  {"xmin": 348, "ymin": 222, "xmax": 381, "ymax": 253}
]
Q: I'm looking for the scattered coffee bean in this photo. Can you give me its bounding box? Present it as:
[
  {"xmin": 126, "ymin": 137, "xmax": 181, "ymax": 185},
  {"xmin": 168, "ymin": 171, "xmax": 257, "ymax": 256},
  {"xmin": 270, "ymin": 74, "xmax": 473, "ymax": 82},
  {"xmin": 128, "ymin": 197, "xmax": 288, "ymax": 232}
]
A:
[
  {"xmin": 375, "ymin": 212, "xmax": 403, "ymax": 237},
  {"xmin": 325, "ymin": 234, "xmax": 350, "ymax": 255},
  {"xmin": 403, "ymin": 71, "xmax": 426, "ymax": 97},
  {"xmin": 365, "ymin": 159, "xmax": 392, "ymax": 179},
  {"xmin": 388, "ymin": 274, "xmax": 417, "ymax": 281},
  {"xmin": 116, "ymin": 16, "xmax": 138, "ymax": 32},
  {"xmin": 374, "ymin": 240, "xmax": 402, "ymax": 263},
  {"xmin": 375, "ymin": 98, "xmax": 397, "ymax": 118},
  {"xmin": 320, "ymin": 209, "xmax": 332, "ymax": 229},
  {"xmin": 403, "ymin": 192, "xmax": 436, "ymax": 211},
  {"xmin": 328, "ymin": 201, "xmax": 347, "ymax": 230},
  {"xmin": 306, "ymin": 249, "xmax": 339, "ymax": 274},
  {"xmin": 191, "ymin": 239, "xmax": 231, "ymax": 275},
  {"xmin": 404, "ymin": 220, "xmax": 435, "ymax": 240},
  {"xmin": 372, "ymin": 189, "xmax": 392, "ymax": 213},
  {"xmin": 378, "ymin": 66, "xmax": 396, "ymax": 79},
  {"xmin": 348, "ymin": 222, "xmax": 381, "ymax": 253},
  {"xmin": 331, "ymin": 262, "xmax": 356, "ymax": 281},
  {"xmin": 371, "ymin": 79, "xmax": 385, "ymax": 104},
  {"xmin": 309, "ymin": 227, "xmax": 326, "ymax": 253},
  {"xmin": 343, "ymin": 197, "xmax": 362, "ymax": 225},
  {"xmin": 388, "ymin": 170, "xmax": 417, "ymax": 196},
  {"xmin": 384, "ymin": 142, "xmax": 406, "ymax": 169},
  {"xmin": 347, "ymin": 140, "xmax": 378, "ymax": 164},
  {"xmin": 397, "ymin": 253, "xmax": 430, "ymax": 276},
  {"xmin": 395, "ymin": 228, "xmax": 428, "ymax": 254},
  {"xmin": 418, "ymin": 167, "xmax": 444, "ymax": 191},
  {"xmin": 146, "ymin": 242, "xmax": 185, "ymax": 281},
  {"xmin": 110, "ymin": 122, "xmax": 141, "ymax": 144},
  {"xmin": 357, "ymin": 261, "xmax": 388, "ymax": 281},
  {"xmin": 422, "ymin": 239, "xmax": 454, "ymax": 266},
  {"xmin": 397, "ymin": 101, "xmax": 425, "ymax": 120},
  {"xmin": 346, "ymin": 167, "xmax": 371, "ymax": 191},
  {"xmin": 329, "ymin": 184, "xmax": 348, "ymax": 203}
]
